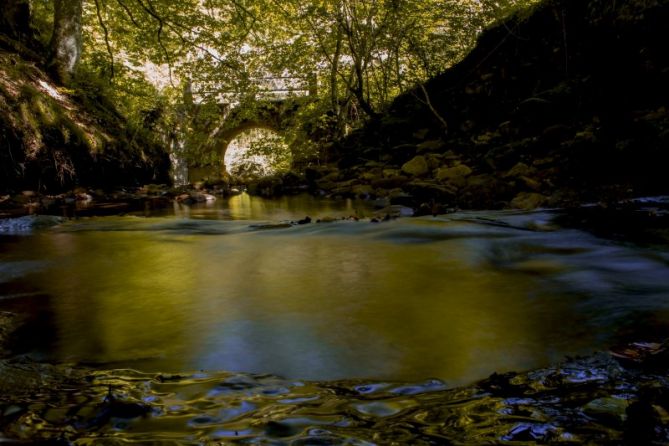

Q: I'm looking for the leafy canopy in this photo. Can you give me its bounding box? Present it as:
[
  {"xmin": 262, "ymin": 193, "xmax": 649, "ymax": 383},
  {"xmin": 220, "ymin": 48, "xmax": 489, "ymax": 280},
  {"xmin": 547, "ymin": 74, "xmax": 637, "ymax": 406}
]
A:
[{"xmin": 33, "ymin": 0, "xmax": 539, "ymax": 167}]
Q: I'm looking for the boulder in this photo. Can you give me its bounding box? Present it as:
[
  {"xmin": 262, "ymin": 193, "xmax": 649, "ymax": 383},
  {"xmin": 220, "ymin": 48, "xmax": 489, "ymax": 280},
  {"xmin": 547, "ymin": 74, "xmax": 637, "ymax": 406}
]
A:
[
  {"xmin": 405, "ymin": 180, "xmax": 456, "ymax": 201},
  {"xmin": 412, "ymin": 128, "xmax": 430, "ymax": 140},
  {"xmin": 352, "ymin": 184, "xmax": 374, "ymax": 198},
  {"xmin": 425, "ymin": 154, "xmax": 443, "ymax": 170},
  {"xmin": 416, "ymin": 139, "xmax": 445, "ymax": 153},
  {"xmin": 504, "ymin": 162, "xmax": 534, "ymax": 178},
  {"xmin": 510, "ymin": 192, "xmax": 547, "ymax": 210},
  {"xmin": 583, "ymin": 397, "xmax": 628, "ymax": 424},
  {"xmin": 360, "ymin": 169, "xmax": 382, "ymax": 182},
  {"xmin": 436, "ymin": 164, "xmax": 473, "ymax": 186},
  {"xmin": 520, "ymin": 176, "xmax": 542, "ymax": 191},
  {"xmin": 371, "ymin": 176, "xmax": 409, "ymax": 189},
  {"xmin": 401, "ymin": 156, "xmax": 429, "ymax": 177},
  {"xmin": 459, "ymin": 174, "xmax": 511, "ymax": 209},
  {"xmin": 389, "ymin": 144, "xmax": 418, "ymax": 164}
]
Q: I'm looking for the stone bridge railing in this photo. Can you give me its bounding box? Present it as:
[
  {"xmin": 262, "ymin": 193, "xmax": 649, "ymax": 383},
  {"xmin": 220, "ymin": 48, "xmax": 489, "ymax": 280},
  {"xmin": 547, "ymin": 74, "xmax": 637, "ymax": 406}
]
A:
[{"xmin": 189, "ymin": 74, "xmax": 317, "ymax": 106}]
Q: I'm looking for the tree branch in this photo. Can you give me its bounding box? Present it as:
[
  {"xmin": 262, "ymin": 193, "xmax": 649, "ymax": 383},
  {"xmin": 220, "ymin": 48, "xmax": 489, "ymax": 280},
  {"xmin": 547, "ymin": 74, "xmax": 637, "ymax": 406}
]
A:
[
  {"xmin": 94, "ymin": 0, "xmax": 115, "ymax": 80},
  {"xmin": 413, "ymin": 83, "xmax": 448, "ymax": 134},
  {"xmin": 115, "ymin": 0, "xmax": 141, "ymax": 28}
]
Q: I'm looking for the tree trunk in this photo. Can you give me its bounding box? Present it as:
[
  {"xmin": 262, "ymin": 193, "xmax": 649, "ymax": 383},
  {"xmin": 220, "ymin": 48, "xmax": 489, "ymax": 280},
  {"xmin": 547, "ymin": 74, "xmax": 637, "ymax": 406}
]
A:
[
  {"xmin": 330, "ymin": 29, "xmax": 344, "ymax": 138},
  {"xmin": 49, "ymin": 0, "xmax": 84, "ymax": 85},
  {"xmin": 0, "ymin": 0, "xmax": 31, "ymax": 41}
]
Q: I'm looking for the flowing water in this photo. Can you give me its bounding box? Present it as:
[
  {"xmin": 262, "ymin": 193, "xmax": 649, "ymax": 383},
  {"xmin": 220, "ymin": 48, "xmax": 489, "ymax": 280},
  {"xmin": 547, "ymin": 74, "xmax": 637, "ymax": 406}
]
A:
[{"xmin": 1, "ymin": 194, "xmax": 669, "ymax": 443}]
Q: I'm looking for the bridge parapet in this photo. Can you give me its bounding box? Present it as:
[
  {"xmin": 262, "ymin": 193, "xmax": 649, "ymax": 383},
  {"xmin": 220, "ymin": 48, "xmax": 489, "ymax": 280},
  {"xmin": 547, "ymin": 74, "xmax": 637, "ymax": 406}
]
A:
[{"xmin": 190, "ymin": 74, "xmax": 317, "ymax": 105}]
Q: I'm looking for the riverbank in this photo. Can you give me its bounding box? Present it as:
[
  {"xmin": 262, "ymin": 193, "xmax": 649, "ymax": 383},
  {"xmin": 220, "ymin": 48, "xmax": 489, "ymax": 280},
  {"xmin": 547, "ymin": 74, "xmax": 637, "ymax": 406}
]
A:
[
  {"xmin": 5, "ymin": 184, "xmax": 668, "ymax": 246},
  {"xmin": 0, "ymin": 46, "xmax": 170, "ymax": 194},
  {"xmin": 3, "ymin": 0, "xmax": 667, "ymax": 214},
  {"xmin": 308, "ymin": 0, "xmax": 669, "ymax": 212}
]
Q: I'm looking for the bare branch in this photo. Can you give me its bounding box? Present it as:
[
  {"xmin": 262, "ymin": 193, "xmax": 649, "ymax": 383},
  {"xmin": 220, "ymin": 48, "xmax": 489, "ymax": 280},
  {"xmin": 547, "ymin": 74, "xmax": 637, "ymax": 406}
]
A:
[{"xmin": 413, "ymin": 83, "xmax": 448, "ymax": 134}]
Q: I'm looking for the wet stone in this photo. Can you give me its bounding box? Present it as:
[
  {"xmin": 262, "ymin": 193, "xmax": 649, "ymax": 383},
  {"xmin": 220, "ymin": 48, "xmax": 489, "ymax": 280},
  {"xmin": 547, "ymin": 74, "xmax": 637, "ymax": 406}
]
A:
[
  {"xmin": 583, "ymin": 397, "xmax": 629, "ymax": 424},
  {"xmin": 502, "ymin": 422, "xmax": 561, "ymax": 442},
  {"xmin": 390, "ymin": 379, "xmax": 448, "ymax": 395},
  {"xmin": 353, "ymin": 401, "xmax": 404, "ymax": 417},
  {"xmin": 264, "ymin": 420, "xmax": 300, "ymax": 437},
  {"xmin": 354, "ymin": 383, "xmax": 391, "ymax": 394}
]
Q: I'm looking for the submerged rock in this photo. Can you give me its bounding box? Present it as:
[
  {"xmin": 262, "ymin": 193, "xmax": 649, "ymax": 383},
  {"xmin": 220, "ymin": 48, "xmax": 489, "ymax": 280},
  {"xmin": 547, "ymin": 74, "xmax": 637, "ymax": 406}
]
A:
[
  {"xmin": 1, "ymin": 352, "xmax": 668, "ymax": 444},
  {"xmin": 583, "ymin": 397, "xmax": 629, "ymax": 424},
  {"xmin": 0, "ymin": 215, "xmax": 63, "ymax": 234},
  {"xmin": 249, "ymin": 222, "xmax": 293, "ymax": 231}
]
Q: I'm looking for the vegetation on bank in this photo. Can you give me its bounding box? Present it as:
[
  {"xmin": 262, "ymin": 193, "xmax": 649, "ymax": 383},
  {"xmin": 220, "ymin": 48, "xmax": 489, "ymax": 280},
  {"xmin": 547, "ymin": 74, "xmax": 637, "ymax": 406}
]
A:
[
  {"xmin": 0, "ymin": 49, "xmax": 170, "ymax": 194},
  {"xmin": 308, "ymin": 0, "xmax": 669, "ymax": 210},
  {"xmin": 1, "ymin": 0, "xmax": 539, "ymax": 200},
  {"xmin": 0, "ymin": 0, "xmax": 171, "ymax": 195},
  {"xmin": 1, "ymin": 0, "xmax": 667, "ymax": 212}
]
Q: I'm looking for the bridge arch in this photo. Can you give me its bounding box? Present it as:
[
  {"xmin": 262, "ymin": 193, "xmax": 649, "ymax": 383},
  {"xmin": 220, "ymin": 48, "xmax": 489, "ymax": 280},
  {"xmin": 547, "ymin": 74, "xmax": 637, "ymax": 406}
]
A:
[
  {"xmin": 215, "ymin": 120, "xmax": 280, "ymax": 160},
  {"xmin": 183, "ymin": 74, "xmax": 317, "ymax": 182},
  {"xmin": 220, "ymin": 123, "xmax": 292, "ymax": 177},
  {"xmin": 186, "ymin": 94, "xmax": 315, "ymax": 182},
  {"xmin": 207, "ymin": 98, "xmax": 306, "ymax": 176}
]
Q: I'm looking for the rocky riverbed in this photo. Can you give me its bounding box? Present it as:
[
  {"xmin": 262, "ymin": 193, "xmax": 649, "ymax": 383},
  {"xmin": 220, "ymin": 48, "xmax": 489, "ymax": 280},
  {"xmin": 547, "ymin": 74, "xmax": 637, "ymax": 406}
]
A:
[{"xmin": 1, "ymin": 336, "xmax": 669, "ymax": 444}]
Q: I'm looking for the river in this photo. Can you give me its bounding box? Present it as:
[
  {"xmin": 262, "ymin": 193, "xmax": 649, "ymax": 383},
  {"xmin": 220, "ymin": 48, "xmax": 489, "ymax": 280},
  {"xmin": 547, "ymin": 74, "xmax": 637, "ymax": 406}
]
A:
[{"xmin": 1, "ymin": 193, "xmax": 669, "ymax": 443}]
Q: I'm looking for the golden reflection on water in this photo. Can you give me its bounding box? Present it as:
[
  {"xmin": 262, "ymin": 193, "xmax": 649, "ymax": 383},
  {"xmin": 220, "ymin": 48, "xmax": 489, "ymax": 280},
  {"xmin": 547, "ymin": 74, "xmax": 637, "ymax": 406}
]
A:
[
  {"xmin": 173, "ymin": 192, "xmax": 362, "ymax": 221},
  {"xmin": 13, "ymin": 216, "xmax": 588, "ymax": 386}
]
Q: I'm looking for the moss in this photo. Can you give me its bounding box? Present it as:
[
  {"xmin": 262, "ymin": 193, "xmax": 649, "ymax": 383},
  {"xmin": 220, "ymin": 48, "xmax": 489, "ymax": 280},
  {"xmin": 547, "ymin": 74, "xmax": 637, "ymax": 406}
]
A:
[
  {"xmin": 1, "ymin": 47, "xmax": 171, "ymax": 193},
  {"xmin": 35, "ymin": 98, "xmax": 54, "ymax": 124}
]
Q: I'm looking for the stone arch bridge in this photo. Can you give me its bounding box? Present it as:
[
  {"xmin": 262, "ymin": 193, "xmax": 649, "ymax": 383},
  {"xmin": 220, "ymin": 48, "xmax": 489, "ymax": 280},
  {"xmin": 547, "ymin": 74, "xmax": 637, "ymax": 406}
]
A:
[{"xmin": 186, "ymin": 75, "xmax": 317, "ymax": 180}]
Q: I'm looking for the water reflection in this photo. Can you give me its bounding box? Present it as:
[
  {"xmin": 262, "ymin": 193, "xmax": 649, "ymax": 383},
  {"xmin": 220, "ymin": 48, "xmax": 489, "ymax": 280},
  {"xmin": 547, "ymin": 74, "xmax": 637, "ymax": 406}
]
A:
[
  {"xmin": 172, "ymin": 192, "xmax": 364, "ymax": 221},
  {"xmin": 1, "ymin": 199, "xmax": 669, "ymax": 386}
]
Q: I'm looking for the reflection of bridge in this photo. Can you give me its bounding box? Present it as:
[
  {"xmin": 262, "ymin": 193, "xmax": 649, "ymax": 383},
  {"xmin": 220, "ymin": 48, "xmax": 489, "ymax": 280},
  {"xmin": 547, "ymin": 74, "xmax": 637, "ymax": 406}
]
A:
[{"xmin": 186, "ymin": 74, "xmax": 318, "ymax": 176}]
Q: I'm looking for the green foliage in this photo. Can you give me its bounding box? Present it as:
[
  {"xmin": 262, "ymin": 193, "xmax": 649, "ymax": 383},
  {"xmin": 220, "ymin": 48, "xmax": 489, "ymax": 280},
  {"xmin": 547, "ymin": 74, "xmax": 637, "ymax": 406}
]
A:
[
  {"xmin": 25, "ymin": 0, "xmax": 540, "ymax": 172},
  {"xmin": 227, "ymin": 129, "xmax": 292, "ymax": 178}
]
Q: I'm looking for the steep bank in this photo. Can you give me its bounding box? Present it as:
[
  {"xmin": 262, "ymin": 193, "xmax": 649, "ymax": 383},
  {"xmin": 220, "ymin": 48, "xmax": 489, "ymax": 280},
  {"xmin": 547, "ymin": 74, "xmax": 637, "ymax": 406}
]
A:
[
  {"xmin": 315, "ymin": 0, "xmax": 669, "ymax": 210},
  {"xmin": 0, "ymin": 47, "xmax": 170, "ymax": 198}
]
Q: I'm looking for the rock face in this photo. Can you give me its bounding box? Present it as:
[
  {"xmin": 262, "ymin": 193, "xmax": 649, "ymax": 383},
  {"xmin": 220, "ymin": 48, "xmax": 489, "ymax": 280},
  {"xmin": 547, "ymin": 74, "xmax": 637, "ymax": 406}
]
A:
[{"xmin": 327, "ymin": 0, "xmax": 669, "ymax": 210}]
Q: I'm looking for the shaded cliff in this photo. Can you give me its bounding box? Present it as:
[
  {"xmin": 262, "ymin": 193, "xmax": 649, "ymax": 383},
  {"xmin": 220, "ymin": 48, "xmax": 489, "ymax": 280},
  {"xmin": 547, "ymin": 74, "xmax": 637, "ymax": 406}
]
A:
[
  {"xmin": 0, "ymin": 47, "xmax": 170, "ymax": 195},
  {"xmin": 324, "ymin": 0, "xmax": 669, "ymax": 209}
]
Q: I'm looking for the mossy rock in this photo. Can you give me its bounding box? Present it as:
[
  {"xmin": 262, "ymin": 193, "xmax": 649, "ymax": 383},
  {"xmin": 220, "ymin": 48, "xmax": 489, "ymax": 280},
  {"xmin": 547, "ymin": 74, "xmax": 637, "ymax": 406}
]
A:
[
  {"xmin": 401, "ymin": 156, "xmax": 429, "ymax": 177},
  {"xmin": 416, "ymin": 139, "xmax": 445, "ymax": 153},
  {"xmin": 436, "ymin": 164, "xmax": 473, "ymax": 185},
  {"xmin": 510, "ymin": 192, "xmax": 547, "ymax": 210}
]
